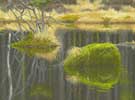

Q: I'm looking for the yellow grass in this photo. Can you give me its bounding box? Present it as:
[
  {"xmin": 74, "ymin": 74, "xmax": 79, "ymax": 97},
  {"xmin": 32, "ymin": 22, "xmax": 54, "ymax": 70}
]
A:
[
  {"xmin": 57, "ymin": 8, "xmax": 135, "ymax": 24},
  {"xmin": 76, "ymin": 24, "xmax": 135, "ymax": 32},
  {"xmin": 1, "ymin": 3, "xmax": 135, "ymax": 32},
  {"xmin": 64, "ymin": 1, "xmax": 103, "ymax": 12}
]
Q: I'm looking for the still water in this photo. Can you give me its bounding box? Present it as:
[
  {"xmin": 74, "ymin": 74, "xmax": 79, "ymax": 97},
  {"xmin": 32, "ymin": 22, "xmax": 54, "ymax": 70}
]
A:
[{"xmin": 0, "ymin": 29, "xmax": 135, "ymax": 100}]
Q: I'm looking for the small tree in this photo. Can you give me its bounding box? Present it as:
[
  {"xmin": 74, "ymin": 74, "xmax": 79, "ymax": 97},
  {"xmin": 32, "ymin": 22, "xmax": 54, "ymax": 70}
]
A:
[
  {"xmin": 29, "ymin": 0, "xmax": 52, "ymax": 32},
  {"xmin": 0, "ymin": 0, "xmax": 61, "ymax": 33}
]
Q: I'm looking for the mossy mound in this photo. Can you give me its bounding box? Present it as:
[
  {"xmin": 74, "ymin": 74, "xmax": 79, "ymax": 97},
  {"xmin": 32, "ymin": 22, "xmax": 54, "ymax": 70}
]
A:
[
  {"xmin": 12, "ymin": 33, "xmax": 59, "ymax": 60},
  {"xmin": 64, "ymin": 43, "xmax": 122, "ymax": 90}
]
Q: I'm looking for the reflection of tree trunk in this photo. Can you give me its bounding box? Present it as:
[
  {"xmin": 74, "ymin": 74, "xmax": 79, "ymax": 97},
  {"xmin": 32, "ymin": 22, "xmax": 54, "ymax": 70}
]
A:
[
  {"xmin": 8, "ymin": 0, "xmax": 12, "ymax": 4},
  {"xmin": 41, "ymin": 10, "xmax": 45, "ymax": 32},
  {"xmin": 7, "ymin": 33, "xmax": 13, "ymax": 100},
  {"xmin": 95, "ymin": 90, "xmax": 99, "ymax": 100},
  {"xmin": 22, "ymin": 54, "xmax": 26, "ymax": 100},
  {"xmin": 60, "ymin": 0, "xmax": 77, "ymax": 4},
  {"xmin": 7, "ymin": 0, "xmax": 13, "ymax": 8}
]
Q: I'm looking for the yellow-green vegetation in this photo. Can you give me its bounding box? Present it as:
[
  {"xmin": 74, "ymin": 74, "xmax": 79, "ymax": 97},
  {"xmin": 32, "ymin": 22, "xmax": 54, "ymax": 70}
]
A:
[
  {"xmin": 29, "ymin": 83, "xmax": 52, "ymax": 98},
  {"xmin": 64, "ymin": 43, "xmax": 122, "ymax": 90},
  {"xmin": 0, "ymin": 10, "xmax": 15, "ymax": 21},
  {"xmin": 64, "ymin": 1, "xmax": 103, "ymax": 12},
  {"xmin": 55, "ymin": 6, "xmax": 135, "ymax": 32},
  {"xmin": 12, "ymin": 33, "xmax": 59, "ymax": 60},
  {"xmin": 57, "ymin": 4, "xmax": 135, "ymax": 28},
  {"xmin": 59, "ymin": 14, "xmax": 80, "ymax": 23},
  {"xmin": 0, "ymin": 9, "xmax": 50, "ymax": 31},
  {"xmin": 75, "ymin": 24, "xmax": 135, "ymax": 32},
  {"xmin": 58, "ymin": 9, "xmax": 135, "ymax": 24},
  {"xmin": 1, "ymin": 3, "xmax": 135, "ymax": 32}
]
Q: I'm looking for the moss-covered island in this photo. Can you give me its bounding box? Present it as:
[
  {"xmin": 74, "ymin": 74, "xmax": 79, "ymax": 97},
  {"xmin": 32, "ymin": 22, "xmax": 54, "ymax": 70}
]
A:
[{"xmin": 64, "ymin": 43, "xmax": 122, "ymax": 90}]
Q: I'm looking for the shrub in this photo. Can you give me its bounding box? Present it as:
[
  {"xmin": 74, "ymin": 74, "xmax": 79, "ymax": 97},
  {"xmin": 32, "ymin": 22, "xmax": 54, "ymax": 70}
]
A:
[{"xmin": 64, "ymin": 43, "xmax": 122, "ymax": 90}]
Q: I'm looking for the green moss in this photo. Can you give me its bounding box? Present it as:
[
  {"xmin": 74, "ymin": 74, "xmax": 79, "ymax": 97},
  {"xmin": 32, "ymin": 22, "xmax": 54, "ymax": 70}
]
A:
[
  {"xmin": 11, "ymin": 33, "xmax": 59, "ymax": 56},
  {"xmin": 29, "ymin": 0, "xmax": 52, "ymax": 9},
  {"xmin": 29, "ymin": 84, "xmax": 52, "ymax": 98},
  {"xmin": 64, "ymin": 43, "xmax": 122, "ymax": 90},
  {"xmin": 60, "ymin": 14, "xmax": 80, "ymax": 23}
]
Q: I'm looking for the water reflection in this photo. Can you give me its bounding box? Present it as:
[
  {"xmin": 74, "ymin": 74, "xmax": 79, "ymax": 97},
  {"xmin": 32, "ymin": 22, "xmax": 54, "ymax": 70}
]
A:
[
  {"xmin": 0, "ymin": 30, "xmax": 135, "ymax": 100},
  {"xmin": 29, "ymin": 83, "xmax": 52, "ymax": 99}
]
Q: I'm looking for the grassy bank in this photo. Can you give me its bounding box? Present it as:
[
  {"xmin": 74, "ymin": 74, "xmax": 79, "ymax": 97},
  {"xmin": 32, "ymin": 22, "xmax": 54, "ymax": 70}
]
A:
[{"xmin": 1, "ymin": 3, "xmax": 135, "ymax": 31}]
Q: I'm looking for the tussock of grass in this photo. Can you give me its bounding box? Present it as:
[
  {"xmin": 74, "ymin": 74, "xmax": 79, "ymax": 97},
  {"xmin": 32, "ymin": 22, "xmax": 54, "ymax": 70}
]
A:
[
  {"xmin": 58, "ymin": 8, "xmax": 135, "ymax": 24},
  {"xmin": 67, "ymin": 47, "xmax": 81, "ymax": 56},
  {"xmin": 12, "ymin": 33, "xmax": 60, "ymax": 61}
]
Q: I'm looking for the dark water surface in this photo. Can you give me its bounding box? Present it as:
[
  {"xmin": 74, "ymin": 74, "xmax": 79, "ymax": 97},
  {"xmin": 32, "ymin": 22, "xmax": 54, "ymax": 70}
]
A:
[{"xmin": 0, "ymin": 29, "xmax": 135, "ymax": 100}]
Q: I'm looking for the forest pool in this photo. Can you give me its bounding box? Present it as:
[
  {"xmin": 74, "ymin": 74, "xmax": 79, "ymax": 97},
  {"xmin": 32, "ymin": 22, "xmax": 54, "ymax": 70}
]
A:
[{"xmin": 0, "ymin": 29, "xmax": 135, "ymax": 100}]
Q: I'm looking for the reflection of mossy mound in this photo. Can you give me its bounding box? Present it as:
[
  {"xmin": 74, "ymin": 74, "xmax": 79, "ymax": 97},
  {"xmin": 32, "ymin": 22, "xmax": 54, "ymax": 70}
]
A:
[
  {"xmin": 12, "ymin": 33, "xmax": 59, "ymax": 59},
  {"xmin": 64, "ymin": 43, "xmax": 122, "ymax": 90},
  {"xmin": 29, "ymin": 84, "xmax": 52, "ymax": 98}
]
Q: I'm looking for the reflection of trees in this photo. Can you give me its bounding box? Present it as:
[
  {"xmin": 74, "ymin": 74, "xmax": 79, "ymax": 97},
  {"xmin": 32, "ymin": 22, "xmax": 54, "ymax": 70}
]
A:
[
  {"xmin": 29, "ymin": 83, "xmax": 52, "ymax": 99},
  {"xmin": 1, "ymin": 31, "xmax": 63, "ymax": 100},
  {"xmin": 1, "ymin": 30, "xmax": 135, "ymax": 100}
]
